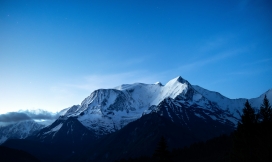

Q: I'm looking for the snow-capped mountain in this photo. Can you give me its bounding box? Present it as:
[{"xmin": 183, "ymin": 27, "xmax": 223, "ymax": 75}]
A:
[
  {"xmin": 0, "ymin": 120, "xmax": 44, "ymax": 144},
  {"xmin": 61, "ymin": 76, "xmax": 193, "ymax": 135},
  {"xmin": 56, "ymin": 76, "xmax": 271, "ymax": 136},
  {"xmin": 2, "ymin": 76, "xmax": 271, "ymax": 162}
]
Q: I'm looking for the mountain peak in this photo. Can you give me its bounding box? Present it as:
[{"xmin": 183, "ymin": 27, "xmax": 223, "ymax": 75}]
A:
[
  {"xmin": 165, "ymin": 76, "xmax": 188, "ymax": 87},
  {"xmin": 174, "ymin": 76, "xmax": 187, "ymax": 83}
]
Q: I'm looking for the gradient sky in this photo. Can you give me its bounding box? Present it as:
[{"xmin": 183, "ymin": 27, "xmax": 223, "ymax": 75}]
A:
[{"xmin": 1, "ymin": 0, "xmax": 272, "ymax": 114}]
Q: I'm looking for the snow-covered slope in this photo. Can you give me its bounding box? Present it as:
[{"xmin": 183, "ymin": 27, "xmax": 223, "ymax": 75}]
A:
[
  {"xmin": 0, "ymin": 120, "xmax": 44, "ymax": 144},
  {"xmin": 50, "ymin": 76, "xmax": 271, "ymax": 136},
  {"xmin": 58, "ymin": 105, "xmax": 80, "ymax": 116}
]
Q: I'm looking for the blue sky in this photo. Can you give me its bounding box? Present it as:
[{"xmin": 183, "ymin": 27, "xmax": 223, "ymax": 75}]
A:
[{"xmin": 0, "ymin": 0, "xmax": 272, "ymax": 114}]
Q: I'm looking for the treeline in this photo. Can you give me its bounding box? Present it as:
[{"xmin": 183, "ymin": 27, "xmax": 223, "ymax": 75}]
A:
[
  {"xmin": 231, "ymin": 95, "xmax": 272, "ymax": 161},
  {"xmin": 116, "ymin": 95, "xmax": 272, "ymax": 162}
]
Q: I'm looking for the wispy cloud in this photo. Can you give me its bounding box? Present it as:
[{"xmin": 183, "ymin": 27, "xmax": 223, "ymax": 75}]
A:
[
  {"xmin": 228, "ymin": 58, "xmax": 272, "ymax": 76},
  {"xmin": 242, "ymin": 58, "xmax": 272, "ymax": 67},
  {"xmin": 197, "ymin": 35, "xmax": 235, "ymax": 54},
  {"xmin": 178, "ymin": 48, "xmax": 246, "ymax": 72},
  {"xmin": 194, "ymin": 33, "xmax": 242, "ymax": 54},
  {"xmin": 228, "ymin": 67, "xmax": 271, "ymax": 76},
  {"xmin": 228, "ymin": 71, "xmax": 255, "ymax": 76},
  {"xmin": 94, "ymin": 56, "xmax": 148, "ymax": 70},
  {"xmin": 120, "ymin": 57, "xmax": 148, "ymax": 67}
]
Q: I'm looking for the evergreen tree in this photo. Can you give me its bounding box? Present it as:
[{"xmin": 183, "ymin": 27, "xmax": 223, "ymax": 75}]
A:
[
  {"xmin": 239, "ymin": 100, "xmax": 256, "ymax": 127},
  {"xmin": 152, "ymin": 136, "xmax": 171, "ymax": 162},
  {"xmin": 232, "ymin": 100, "xmax": 258, "ymax": 161},
  {"xmin": 259, "ymin": 95, "xmax": 272, "ymax": 123}
]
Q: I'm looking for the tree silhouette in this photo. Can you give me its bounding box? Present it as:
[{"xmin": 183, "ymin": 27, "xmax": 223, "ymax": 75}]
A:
[
  {"xmin": 259, "ymin": 95, "xmax": 272, "ymax": 123},
  {"xmin": 153, "ymin": 136, "xmax": 170, "ymax": 162},
  {"xmin": 239, "ymin": 100, "xmax": 256, "ymax": 128},
  {"xmin": 231, "ymin": 97, "xmax": 272, "ymax": 162}
]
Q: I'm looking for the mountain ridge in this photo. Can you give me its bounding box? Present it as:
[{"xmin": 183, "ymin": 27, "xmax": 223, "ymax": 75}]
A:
[{"xmin": 57, "ymin": 76, "xmax": 272, "ymax": 136}]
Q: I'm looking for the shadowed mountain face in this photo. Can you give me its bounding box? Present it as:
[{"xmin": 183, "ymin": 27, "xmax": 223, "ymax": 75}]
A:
[
  {"xmin": 78, "ymin": 113, "xmax": 198, "ymax": 162},
  {"xmin": 153, "ymin": 98, "xmax": 236, "ymax": 141}
]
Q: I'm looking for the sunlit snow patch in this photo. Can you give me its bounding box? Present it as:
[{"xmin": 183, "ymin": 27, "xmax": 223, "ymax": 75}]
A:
[
  {"xmin": 0, "ymin": 136, "xmax": 8, "ymax": 144},
  {"xmin": 194, "ymin": 113, "xmax": 205, "ymax": 119},
  {"xmin": 51, "ymin": 123, "xmax": 63, "ymax": 132},
  {"xmin": 43, "ymin": 123, "xmax": 63, "ymax": 135}
]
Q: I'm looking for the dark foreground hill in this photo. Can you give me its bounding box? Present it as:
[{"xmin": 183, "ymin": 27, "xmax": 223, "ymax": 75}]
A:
[
  {"xmin": 0, "ymin": 146, "xmax": 40, "ymax": 162},
  {"xmin": 2, "ymin": 117, "xmax": 97, "ymax": 162}
]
